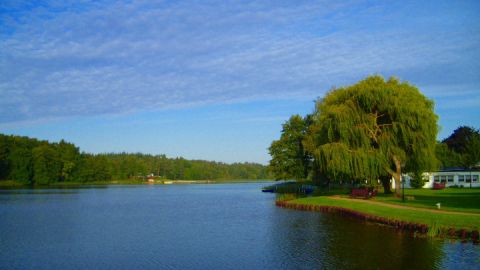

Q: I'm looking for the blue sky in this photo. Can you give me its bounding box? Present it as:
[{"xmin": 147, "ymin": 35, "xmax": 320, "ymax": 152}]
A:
[{"xmin": 1, "ymin": 0, "xmax": 479, "ymax": 164}]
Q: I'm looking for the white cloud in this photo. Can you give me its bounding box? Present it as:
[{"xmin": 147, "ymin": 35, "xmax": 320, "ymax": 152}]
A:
[{"xmin": 1, "ymin": 0, "xmax": 479, "ymax": 124}]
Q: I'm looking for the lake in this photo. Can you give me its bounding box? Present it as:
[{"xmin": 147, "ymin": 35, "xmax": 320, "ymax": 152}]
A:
[{"xmin": 0, "ymin": 183, "xmax": 478, "ymax": 269}]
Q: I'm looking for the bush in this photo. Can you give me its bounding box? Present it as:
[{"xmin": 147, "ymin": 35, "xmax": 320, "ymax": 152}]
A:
[{"xmin": 410, "ymin": 172, "xmax": 428, "ymax": 188}]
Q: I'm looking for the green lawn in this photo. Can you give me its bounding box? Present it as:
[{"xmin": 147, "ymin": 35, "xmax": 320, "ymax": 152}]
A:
[
  {"xmin": 293, "ymin": 195, "xmax": 480, "ymax": 231},
  {"xmin": 373, "ymin": 188, "xmax": 480, "ymax": 214}
]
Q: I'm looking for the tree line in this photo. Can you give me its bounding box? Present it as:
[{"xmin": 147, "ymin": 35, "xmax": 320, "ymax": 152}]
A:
[
  {"xmin": 0, "ymin": 134, "xmax": 270, "ymax": 185},
  {"xmin": 268, "ymin": 76, "xmax": 480, "ymax": 195}
]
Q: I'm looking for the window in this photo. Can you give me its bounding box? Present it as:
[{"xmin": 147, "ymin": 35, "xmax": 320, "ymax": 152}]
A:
[
  {"xmin": 466, "ymin": 175, "xmax": 471, "ymax": 183},
  {"xmin": 458, "ymin": 175, "xmax": 465, "ymax": 182},
  {"xmin": 473, "ymin": 175, "xmax": 478, "ymax": 182},
  {"xmin": 440, "ymin": 175, "xmax": 447, "ymax": 183},
  {"xmin": 447, "ymin": 175, "xmax": 454, "ymax": 182},
  {"xmin": 434, "ymin": 176, "xmax": 440, "ymax": 182}
]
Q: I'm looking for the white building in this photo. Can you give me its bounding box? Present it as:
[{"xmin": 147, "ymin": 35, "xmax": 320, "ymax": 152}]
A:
[{"xmin": 397, "ymin": 168, "xmax": 480, "ymax": 189}]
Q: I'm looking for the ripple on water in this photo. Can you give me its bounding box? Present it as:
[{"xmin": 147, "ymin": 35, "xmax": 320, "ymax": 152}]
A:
[{"xmin": 0, "ymin": 183, "xmax": 478, "ymax": 270}]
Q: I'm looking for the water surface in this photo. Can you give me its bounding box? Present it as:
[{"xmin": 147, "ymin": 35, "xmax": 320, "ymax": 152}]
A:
[{"xmin": 0, "ymin": 183, "xmax": 478, "ymax": 269}]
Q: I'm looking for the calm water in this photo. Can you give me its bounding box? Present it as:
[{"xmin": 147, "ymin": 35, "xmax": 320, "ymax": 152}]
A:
[{"xmin": 0, "ymin": 183, "xmax": 478, "ymax": 270}]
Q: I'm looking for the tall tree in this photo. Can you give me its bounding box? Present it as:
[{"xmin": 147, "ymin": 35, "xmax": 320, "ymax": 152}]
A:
[
  {"xmin": 435, "ymin": 142, "xmax": 463, "ymax": 168},
  {"xmin": 8, "ymin": 146, "xmax": 34, "ymax": 183},
  {"xmin": 442, "ymin": 126, "xmax": 480, "ymax": 168},
  {"xmin": 268, "ymin": 115, "xmax": 311, "ymax": 181},
  {"xmin": 57, "ymin": 140, "xmax": 81, "ymax": 182},
  {"xmin": 0, "ymin": 135, "xmax": 10, "ymax": 180},
  {"xmin": 32, "ymin": 144, "xmax": 61, "ymax": 185},
  {"xmin": 304, "ymin": 76, "xmax": 438, "ymax": 196},
  {"xmin": 75, "ymin": 154, "xmax": 112, "ymax": 182}
]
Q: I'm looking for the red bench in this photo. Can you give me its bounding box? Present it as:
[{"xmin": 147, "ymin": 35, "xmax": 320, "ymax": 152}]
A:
[{"xmin": 351, "ymin": 188, "xmax": 377, "ymax": 199}]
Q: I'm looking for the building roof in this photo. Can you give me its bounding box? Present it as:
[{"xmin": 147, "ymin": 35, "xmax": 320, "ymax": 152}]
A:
[{"xmin": 437, "ymin": 167, "xmax": 480, "ymax": 172}]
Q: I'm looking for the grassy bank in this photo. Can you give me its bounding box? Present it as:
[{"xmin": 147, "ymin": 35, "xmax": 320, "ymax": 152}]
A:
[
  {"xmin": 278, "ymin": 188, "xmax": 480, "ymax": 240},
  {"xmin": 291, "ymin": 196, "xmax": 480, "ymax": 230}
]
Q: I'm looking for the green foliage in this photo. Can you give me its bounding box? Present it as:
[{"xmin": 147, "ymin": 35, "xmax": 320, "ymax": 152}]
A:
[
  {"xmin": 8, "ymin": 146, "xmax": 34, "ymax": 184},
  {"xmin": 268, "ymin": 115, "xmax": 311, "ymax": 181},
  {"xmin": 32, "ymin": 144, "xmax": 61, "ymax": 185},
  {"xmin": 435, "ymin": 142, "xmax": 463, "ymax": 168},
  {"xmin": 436, "ymin": 126, "xmax": 480, "ymax": 169},
  {"xmin": 305, "ymin": 76, "xmax": 438, "ymax": 196},
  {"xmin": 75, "ymin": 154, "xmax": 111, "ymax": 182},
  {"xmin": 57, "ymin": 140, "xmax": 81, "ymax": 181},
  {"xmin": 97, "ymin": 153, "xmax": 268, "ymax": 181},
  {"xmin": 269, "ymin": 76, "xmax": 439, "ymax": 195},
  {"xmin": 409, "ymin": 171, "xmax": 427, "ymax": 189},
  {"xmin": 0, "ymin": 134, "xmax": 270, "ymax": 185},
  {"xmin": 443, "ymin": 126, "xmax": 479, "ymax": 153},
  {"xmin": 0, "ymin": 136, "xmax": 10, "ymax": 180}
]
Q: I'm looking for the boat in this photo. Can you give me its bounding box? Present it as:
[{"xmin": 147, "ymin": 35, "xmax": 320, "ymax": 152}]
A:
[{"xmin": 261, "ymin": 187, "xmax": 275, "ymax": 193}]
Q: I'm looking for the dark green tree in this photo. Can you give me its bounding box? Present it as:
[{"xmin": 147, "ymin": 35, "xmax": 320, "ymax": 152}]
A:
[
  {"xmin": 75, "ymin": 154, "xmax": 112, "ymax": 182},
  {"xmin": 57, "ymin": 140, "xmax": 81, "ymax": 182},
  {"xmin": 8, "ymin": 146, "xmax": 34, "ymax": 183},
  {"xmin": 0, "ymin": 135, "xmax": 10, "ymax": 180},
  {"xmin": 442, "ymin": 126, "xmax": 480, "ymax": 168},
  {"xmin": 32, "ymin": 144, "xmax": 62, "ymax": 185},
  {"xmin": 268, "ymin": 115, "xmax": 311, "ymax": 181},
  {"xmin": 435, "ymin": 142, "xmax": 463, "ymax": 168}
]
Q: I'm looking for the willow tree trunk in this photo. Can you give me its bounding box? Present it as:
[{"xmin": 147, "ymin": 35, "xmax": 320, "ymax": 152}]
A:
[
  {"xmin": 380, "ymin": 175, "xmax": 392, "ymax": 194},
  {"xmin": 392, "ymin": 156, "xmax": 402, "ymax": 197}
]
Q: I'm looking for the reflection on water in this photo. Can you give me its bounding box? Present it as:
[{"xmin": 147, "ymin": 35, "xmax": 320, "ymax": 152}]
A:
[
  {"xmin": 270, "ymin": 211, "xmax": 446, "ymax": 269},
  {"xmin": 0, "ymin": 183, "xmax": 478, "ymax": 269}
]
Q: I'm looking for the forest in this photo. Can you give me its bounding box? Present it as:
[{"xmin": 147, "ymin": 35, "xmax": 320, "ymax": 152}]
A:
[{"xmin": 0, "ymin": 134, "xmax": 270, "ymax": 185}]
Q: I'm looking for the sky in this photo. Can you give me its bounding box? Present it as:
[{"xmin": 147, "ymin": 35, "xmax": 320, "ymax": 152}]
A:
[{"xmin": 1, "ymin": 0, "xmax": 479, "ymax": 164}]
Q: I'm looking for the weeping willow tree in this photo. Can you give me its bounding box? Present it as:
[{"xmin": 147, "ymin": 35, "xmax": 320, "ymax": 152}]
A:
[{"xmin": 304, "ymin": 76, "xmax": 438, "ymax": 196}]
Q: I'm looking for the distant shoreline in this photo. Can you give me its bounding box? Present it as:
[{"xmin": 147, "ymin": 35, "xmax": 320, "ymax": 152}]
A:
[{"xmin": 0, "ymin": 179, "xmax": 273, "ymax": 188}]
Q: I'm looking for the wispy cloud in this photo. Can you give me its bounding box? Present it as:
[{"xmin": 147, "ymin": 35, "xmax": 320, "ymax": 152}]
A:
[{"xmin": 1, "ymin": 0, "xmax": 479, "ymax": 124}]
